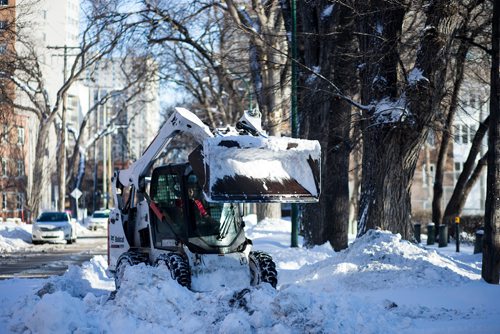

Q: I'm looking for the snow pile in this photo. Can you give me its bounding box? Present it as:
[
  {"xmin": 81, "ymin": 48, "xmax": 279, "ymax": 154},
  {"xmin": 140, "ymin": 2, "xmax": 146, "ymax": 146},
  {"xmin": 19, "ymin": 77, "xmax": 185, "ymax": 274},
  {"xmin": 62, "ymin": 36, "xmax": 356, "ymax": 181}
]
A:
[
  {"xmin": 1, "ymin": 220, "xmax": 499, "ymax": 333},
  {"xmin": 0, "ymin": 223, "xmax": 32, "ymax": 252}
]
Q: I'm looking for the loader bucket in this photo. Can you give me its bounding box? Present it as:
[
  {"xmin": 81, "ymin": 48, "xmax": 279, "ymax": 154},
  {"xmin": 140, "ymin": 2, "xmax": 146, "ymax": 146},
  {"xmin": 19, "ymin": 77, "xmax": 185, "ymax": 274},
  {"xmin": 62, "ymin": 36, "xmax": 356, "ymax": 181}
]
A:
[{"xmin": 194, "ymin": 136, "xmax": 321, "ymax": 203}]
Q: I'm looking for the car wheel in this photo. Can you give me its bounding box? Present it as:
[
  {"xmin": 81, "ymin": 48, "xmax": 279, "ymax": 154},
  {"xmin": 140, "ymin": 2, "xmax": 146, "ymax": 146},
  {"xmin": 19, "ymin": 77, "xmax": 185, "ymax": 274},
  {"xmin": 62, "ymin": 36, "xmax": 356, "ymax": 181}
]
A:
[{"xmin": 67, "ymin": 231, "xmax": 74, "ymax": 244}]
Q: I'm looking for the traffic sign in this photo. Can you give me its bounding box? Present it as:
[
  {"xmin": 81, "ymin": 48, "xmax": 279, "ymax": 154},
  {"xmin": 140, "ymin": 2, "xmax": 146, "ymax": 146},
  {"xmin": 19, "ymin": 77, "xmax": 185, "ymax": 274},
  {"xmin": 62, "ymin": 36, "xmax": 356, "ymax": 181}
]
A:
[{"xmin": 70, "ymin": 188, "xmax": 83, "ymax": 200}]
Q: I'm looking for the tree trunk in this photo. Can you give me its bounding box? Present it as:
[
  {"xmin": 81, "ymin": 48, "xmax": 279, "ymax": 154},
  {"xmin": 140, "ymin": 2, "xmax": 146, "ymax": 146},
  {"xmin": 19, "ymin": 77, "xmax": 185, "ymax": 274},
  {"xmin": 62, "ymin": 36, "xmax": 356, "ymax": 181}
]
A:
[
  {"xmin": 483, "ymin": 0, "xmax": 500, "ymax": 284},
  {"xmin": 433, "ymin": 23, "xmax": 473, "ymax": 232},
  {"xmin": 357, "ymin": 1, "xmax": 413, "ymax": 238},
  {"xmin": 324, "ymin": 3, "xmax": 355, "ymax": 250},
  {"xmin": 29, "ymin": 123, "xmax": 50, "ymax": 219},
  {"xmin": 443, "ymin": 117, "xmax": 489, "ymax": 234},
  {"xmin": 224, "ymin": 0, "xmax": 288, "ymax": 222},
  {"xmin": 291, "ymin": 0, "xmax": 353, "ymax": 249},
  {"xmin": 358, "ymin": 127, "xmax": 421, "ymax": 240},
  {"xmin": 357, "ymin": 1, "xmax": 455, "ymax": 240},
  {"xmin": 57, "ymin": 98, "xmax": 67, "ymax": 212}
]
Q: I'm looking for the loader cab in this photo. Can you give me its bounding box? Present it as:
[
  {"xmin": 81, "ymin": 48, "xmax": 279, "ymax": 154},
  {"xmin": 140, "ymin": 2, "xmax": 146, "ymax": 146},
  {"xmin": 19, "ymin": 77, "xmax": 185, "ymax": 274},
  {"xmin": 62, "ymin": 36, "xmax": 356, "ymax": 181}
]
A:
[{"xmin": 149, "ymin": 163, "xmax": 247, "ymax": 254}]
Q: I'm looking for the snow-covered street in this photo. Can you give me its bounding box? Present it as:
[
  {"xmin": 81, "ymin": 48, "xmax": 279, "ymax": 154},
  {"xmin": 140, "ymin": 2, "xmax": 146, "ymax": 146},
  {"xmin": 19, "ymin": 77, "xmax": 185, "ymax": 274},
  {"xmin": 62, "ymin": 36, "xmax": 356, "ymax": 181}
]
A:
[{"xmin": 0, "ymin": 216, "xmax": 499, "ymax": 333}]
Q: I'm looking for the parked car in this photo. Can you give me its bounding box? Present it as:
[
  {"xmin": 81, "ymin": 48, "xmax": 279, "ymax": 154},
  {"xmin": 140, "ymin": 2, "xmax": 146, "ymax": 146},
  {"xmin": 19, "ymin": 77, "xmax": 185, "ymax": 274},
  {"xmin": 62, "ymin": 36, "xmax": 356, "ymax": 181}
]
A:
[
  {"xmin": 88, "ymin": 210, "xmax": 109, "ymax": 230},
  {"xmin": 32, "ymin": 211, "xmax": 77, "ymax": 244}
]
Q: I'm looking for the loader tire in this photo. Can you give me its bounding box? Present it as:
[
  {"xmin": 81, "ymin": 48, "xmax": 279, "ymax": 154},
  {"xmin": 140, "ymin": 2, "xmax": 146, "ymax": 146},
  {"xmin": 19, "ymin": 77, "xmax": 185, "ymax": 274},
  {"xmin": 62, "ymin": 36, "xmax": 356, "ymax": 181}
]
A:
[
  {"xmin": 115, "ymin": 251, "xmax": 149, "ymax": 289},
  {"xmin": 155, "ymin": 253, "xmax": 191, "ymax": 289},
  {"xmin": 249, "ymin": 251, "xmax": 278, "ymax": 288}
]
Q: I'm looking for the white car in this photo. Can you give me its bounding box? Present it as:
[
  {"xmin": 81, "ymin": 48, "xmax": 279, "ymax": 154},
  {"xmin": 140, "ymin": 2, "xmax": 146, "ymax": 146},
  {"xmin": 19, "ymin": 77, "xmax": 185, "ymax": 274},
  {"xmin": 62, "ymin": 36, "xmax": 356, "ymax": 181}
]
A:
[
  {"xmin": 32, "ymin": 211, "xmax": 77, "ymax": 244},
  {"xmin": 88, "ymin": 210, "xmax": 109, "ymax": 230}
]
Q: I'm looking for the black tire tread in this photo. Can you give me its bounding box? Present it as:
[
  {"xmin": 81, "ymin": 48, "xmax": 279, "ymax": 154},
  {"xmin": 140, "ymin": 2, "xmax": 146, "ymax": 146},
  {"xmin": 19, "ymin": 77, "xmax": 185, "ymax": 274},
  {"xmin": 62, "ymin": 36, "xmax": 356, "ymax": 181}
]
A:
[
  {"xmin": 156, "ymin": 253, "xmax": 191, "ymax": 289},
  {"xmin": 249, "ymin": 250, "xmax": 278, "ymax": 288}
]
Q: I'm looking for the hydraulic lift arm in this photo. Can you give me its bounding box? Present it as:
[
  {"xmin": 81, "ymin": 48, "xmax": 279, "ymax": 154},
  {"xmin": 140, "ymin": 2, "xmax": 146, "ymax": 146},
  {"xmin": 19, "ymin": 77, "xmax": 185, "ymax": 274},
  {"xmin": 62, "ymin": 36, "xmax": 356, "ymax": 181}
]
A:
[{"xmin": 117, "ymin": 107, "xmax": 213, "ymax": 190}]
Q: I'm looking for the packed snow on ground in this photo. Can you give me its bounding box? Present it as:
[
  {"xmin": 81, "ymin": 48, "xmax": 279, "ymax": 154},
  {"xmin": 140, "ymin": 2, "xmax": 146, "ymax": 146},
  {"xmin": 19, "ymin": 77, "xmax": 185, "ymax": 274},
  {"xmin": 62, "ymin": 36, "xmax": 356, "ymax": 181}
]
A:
[{"xmin": 1, "ymin": 216, "xmax": 499, "ymax": 333}]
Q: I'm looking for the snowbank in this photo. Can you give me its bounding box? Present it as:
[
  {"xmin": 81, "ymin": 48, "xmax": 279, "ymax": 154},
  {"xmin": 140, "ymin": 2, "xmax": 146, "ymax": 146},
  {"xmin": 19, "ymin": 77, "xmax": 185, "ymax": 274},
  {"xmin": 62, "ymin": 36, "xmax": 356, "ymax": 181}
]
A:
[
  {"xmin": 0, "ymin": 224, "xmax": 32, "ymax": 252},
  {"xmin": 0, "ymin": 220, "xmax": 499, "ymax": 333}
]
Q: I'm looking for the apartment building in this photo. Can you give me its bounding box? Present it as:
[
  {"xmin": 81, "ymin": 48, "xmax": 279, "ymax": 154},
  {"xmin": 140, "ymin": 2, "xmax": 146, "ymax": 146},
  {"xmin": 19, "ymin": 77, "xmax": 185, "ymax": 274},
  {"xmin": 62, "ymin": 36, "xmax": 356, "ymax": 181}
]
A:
[
  {"xmin": 0, "ymin": 0, "xmax": 28, "ymax": 221},
  {"xmin": 83, "ymin": 57, "xmax": 160, "ymax": 210},
  {"xmin": 411, "ymin": 81, "xmax": 489, "ymax": 219}
]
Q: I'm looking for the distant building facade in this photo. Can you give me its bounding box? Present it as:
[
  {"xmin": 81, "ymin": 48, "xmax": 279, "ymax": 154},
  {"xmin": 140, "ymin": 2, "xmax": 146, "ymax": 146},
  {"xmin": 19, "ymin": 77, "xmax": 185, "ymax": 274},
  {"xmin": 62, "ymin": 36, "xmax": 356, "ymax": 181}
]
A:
[
  {"xmin": 83, "ymin": 57, "xmax": 160, "ymax": 210},
  {"xmin": 0, "ymin": 0, "xmax": 28, "ymax": 221},
  {"xmin": 411, "ymin": 81, "xmax": 489, "ymax": 220}
]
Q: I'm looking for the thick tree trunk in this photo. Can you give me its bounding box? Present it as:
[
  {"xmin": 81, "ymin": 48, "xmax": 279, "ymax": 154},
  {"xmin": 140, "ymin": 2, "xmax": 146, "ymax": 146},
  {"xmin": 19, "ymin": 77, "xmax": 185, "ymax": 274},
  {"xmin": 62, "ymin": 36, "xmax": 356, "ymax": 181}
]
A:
[
  {"xmin": 483, "ymin": 0, "xmax": 500, "ymax": 284},
  {"xmin": 293, "ymin": 0, "xmax": 353, "ymax": 249},
  {"xmin": 357, "ymin": 1, "xmax": 413, "ymax": 238},
  {"xmin": 358, "ymin": 128, "xmax": 422, "ymax": 240},
  {"xmin": 357, "ymin": 1, "xmax": 455, "ymax": 240}
]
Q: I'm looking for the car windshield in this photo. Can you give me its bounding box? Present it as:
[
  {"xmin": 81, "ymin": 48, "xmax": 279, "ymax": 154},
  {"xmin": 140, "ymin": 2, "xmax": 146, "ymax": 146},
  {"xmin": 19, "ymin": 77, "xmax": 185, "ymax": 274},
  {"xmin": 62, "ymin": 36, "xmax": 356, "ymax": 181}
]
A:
[
  {"xmin": 93, "ymin": 212, "xmax": 108, "ymax": 218},
  {"xmin": 37, "ymin": 212, "xmax": 69, "ymax": 222}
]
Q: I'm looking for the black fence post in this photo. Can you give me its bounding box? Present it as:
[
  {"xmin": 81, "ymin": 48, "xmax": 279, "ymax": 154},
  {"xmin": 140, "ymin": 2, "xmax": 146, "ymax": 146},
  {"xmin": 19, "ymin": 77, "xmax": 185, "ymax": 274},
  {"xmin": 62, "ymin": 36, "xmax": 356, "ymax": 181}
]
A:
[
  {"xmin": 455, "ymin": 216, "xmax": 460, "ymax": 252},
  {"xmin": 474, "ymin": 229, "xmax": 484, "ymax": 254},
  {"xmin": 439, "ymin": 225, "xmax": 448, "ymax": 248},
  {"xmin": 414, "ymin": 223, "xmax": 421, "ymax": 243},
  {"xmin": 427, "ymin": 223, "xmax": 435, "ymax": 245}
]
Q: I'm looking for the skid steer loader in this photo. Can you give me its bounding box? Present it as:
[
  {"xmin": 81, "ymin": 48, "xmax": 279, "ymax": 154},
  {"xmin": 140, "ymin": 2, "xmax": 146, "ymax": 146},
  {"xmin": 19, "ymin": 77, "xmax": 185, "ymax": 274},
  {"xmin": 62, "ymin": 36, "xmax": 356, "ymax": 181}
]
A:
[{"xmin": 108, "ymin": 107, "xmax": 320, "ymax": 291}]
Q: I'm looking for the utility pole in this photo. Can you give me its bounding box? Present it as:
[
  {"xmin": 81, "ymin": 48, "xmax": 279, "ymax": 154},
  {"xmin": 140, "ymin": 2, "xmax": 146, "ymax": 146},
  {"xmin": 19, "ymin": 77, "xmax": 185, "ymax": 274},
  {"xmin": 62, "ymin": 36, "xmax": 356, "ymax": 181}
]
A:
[
  {"xmin": 47, "ymin": 45, "xmax": 80, "ymax": 213},
  {"xmin": 103, "ymin": 103, "xmax": 108, "ymax": 209}
]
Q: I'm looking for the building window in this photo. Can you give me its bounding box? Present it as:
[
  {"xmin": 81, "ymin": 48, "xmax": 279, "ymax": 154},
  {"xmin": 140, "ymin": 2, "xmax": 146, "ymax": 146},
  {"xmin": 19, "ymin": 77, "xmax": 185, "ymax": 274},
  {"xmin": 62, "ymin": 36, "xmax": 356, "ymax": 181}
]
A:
[
  {"xmin": 422, "ymin": 164, "xmax": 435, "ymax": 188},
  {"xmin": 455, "ymin": 162, "xmax": 463, "ymax": 180},
  {"xmin": 1, "ymin": 124, "xmax": 7, "ymax": 143},
  {"xmin": 455, "ymin": 124, "xmax": 477, "ymax": 145},
  {"xmin": 2, "ymin": 193, "xmax": 6, "ymax": 211},
  {"xmin": 454, "ymin": 124, "xmax": 462, "ymax": 144},
  {"xmin": 1, "ymin": 158, "xmax": 7, "ymax": 176},
  {"xmin": 17, "ymin": 126, "xmax": 24, "ymax": 145},
  {"xmin": 426, "ymin": 129, "xmax": 435, "ymax": 146},
  {"xmin": 17, "ymin": 160, "xmax": 24, "ymax": 176},
  {"xmin": 0, "ymin": 21, "xmax": 7, "ymax": 30},
  {"xmin": 0, "ymin": 0, "xmax": 8, "ymax": 6},
  {"xmin": 461, "ymin": 125, "xmax": 469, "ymax": 144},
  {"xmin": 0, "ymin": 43, "xmax": 6, "ymax": 54},
  {"xmin": 16, "ymin": 193, "xmax": 22, "ymax": 210}
]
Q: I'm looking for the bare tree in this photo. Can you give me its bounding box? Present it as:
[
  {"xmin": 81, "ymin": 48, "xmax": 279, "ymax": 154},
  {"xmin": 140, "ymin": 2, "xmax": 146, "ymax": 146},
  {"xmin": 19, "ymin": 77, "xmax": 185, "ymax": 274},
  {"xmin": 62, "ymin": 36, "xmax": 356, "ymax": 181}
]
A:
[
  {"xmin": 278, "ymin": 0, "xmax": 356, "ymax": 250},
  {"xmin": 354, "ymin": 1, "xmax": 473, "ymax": 240},
  {"xmin": 223, "ymin": 0, "xmax": 290, "ymax": 221},
  {"xmin": 431, "ymin": 1, "xmax": 491, "ymax": 234},
  {"xmin": 104, "ymin": 0, "xmax": 288, "ymax": 221},
  {"xmin": 483, "ymin": 0, "xmax": 500, "ymax": 285},
  {"xmin": 0, "ymin": 1, "xmax": 143, "ymax": 218}
]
